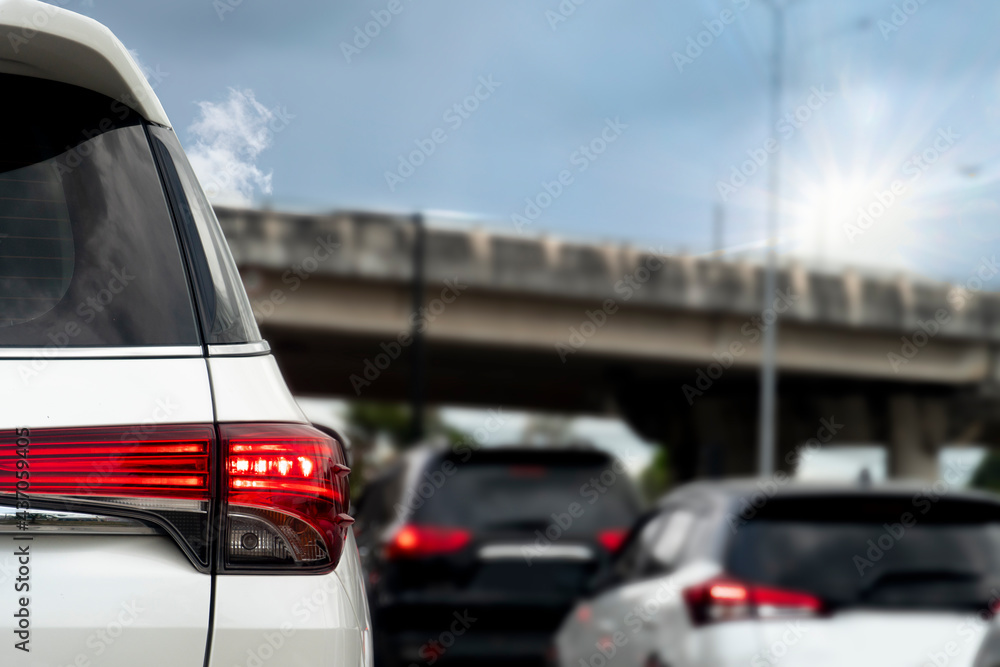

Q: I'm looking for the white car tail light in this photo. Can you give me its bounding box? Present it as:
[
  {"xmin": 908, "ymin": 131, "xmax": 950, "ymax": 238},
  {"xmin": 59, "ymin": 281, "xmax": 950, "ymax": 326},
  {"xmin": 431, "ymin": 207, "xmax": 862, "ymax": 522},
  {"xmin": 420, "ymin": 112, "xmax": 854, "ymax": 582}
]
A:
[
  {"xmin": 0, "ymin": 424, "xmax": 215, "ymax": 568},
  {"xmin": 0, "ymin": 423, "xmax": 352, "ymax": 574},
  {"xmin": 220, "ymin": 423, "xmax": 352, "ymax": 573},
  {"xmin": 683, "ymin": 577, "xmax": 825, "ymax": 626}
]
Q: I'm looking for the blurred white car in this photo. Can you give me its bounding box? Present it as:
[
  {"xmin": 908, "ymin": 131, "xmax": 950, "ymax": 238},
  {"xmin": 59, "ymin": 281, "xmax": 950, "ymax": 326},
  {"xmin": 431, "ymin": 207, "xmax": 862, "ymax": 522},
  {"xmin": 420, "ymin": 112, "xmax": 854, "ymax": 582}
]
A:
[
  {"xmin": 555, "ymin": 480, "xmax": 1000, "ymax": 667},
  {"xmin": 0, "ymin": 1, "xmax": 369, "ymax": 664}
]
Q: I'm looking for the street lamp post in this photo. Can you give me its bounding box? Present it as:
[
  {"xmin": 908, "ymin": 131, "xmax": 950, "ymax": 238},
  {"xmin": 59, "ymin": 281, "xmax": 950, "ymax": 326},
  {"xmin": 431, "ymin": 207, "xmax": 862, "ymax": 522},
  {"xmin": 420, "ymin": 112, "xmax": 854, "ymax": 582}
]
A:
[
  {"xmin": 409, "ymin": 212, "xmax": 427, "ymax": 444},
  {"xmin": 754, "ymin": 3, "xmax": 869, "ymax": 476},
  {"xmin": 757, "ymin": 0, "xmax": 796, "ymax": 477}
]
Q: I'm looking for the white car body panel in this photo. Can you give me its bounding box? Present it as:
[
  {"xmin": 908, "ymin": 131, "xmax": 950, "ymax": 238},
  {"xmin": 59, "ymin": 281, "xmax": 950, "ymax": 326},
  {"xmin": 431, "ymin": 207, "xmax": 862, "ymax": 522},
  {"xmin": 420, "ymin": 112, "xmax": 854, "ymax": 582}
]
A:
[
  {"xmin": 3, "ymin": 536, "xmax": 209, "ymax": 666},
  {"xmin": 209, "ymin": 531, "xmax": 372, "ymax": 667},
  {"xmin": 752, "ymin": 613, "xmax": 986, "ymax": 667},
  {"xmin": 0, "ymin": 0, "xmax": 171, "ymax": 125},
  {"xmin": 208, "ymin": 355, "xmax": 307, "ymax": 424},
  {"xmin": 0, "ymin": 357, "xmax": 213, "ymax": 430}
]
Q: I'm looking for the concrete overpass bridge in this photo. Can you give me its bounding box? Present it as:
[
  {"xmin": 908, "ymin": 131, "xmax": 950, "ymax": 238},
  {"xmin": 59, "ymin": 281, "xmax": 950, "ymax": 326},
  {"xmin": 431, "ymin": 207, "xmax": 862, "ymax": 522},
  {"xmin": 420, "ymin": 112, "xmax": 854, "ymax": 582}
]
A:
[{"xmin": 215, "ymin": 206, "xmax": 1000, "ymax": 480}]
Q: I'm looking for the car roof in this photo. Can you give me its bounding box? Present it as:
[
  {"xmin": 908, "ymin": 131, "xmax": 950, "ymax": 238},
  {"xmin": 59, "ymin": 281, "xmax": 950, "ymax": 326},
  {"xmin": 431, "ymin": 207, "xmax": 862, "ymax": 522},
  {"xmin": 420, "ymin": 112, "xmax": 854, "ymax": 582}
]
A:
[
  {"xmin": 660, "ymin": 477, "xmax": 1000, "ymax": 508},
  {"xmin": 0, "ymin": 0, "xmax": 170, "ymax": 126}
]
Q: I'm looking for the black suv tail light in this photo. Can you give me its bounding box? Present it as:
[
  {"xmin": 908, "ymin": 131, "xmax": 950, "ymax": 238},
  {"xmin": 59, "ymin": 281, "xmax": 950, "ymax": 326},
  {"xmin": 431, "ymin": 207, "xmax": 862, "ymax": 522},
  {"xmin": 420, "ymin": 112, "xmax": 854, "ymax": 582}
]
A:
[{"xmin": 0, "ymin": 423, "xmax": 352, "ymax": 574}]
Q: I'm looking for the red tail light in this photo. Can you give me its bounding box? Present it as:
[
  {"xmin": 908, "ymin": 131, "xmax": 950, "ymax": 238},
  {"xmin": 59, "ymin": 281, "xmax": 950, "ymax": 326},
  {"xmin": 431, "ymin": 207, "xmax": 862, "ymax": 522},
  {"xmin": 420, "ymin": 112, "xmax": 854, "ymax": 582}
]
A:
[
  {"xmin": 597, "ymin": 528, "xmax": 629, "ymax": 552},
  {"xmin": 0, "ymin": 422, "xmax": 352, "ymax": 574},
  {"xmin": 0, "ymin": 424, "xmax": 215, "ymax": 567},
  {"xmin": 683, "ymin": 577, "xmax": 824, "ymax": 626},
  {"xmin": 221, "ymin": 423, "xmax": 352, "ymax": 573},
  {"xmin": 385, "ymin": 524, "xmax": 471, "ymax": 559}
]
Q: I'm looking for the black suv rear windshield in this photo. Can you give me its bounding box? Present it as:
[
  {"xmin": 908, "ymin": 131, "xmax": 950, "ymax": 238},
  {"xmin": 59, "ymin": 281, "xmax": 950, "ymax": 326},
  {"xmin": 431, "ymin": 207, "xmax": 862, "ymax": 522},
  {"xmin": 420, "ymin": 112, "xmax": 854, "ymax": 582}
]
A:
[
  {"xmin": 410, "ymin": 450, "xmax": 639, "ymax": 534},
  {"xmin": 0, "ymin": 74, "xmax": 199, "ymax": 347},
  {"xmin": 727, "ymin": 495, "xmax": 1000, "ymax": 612}
]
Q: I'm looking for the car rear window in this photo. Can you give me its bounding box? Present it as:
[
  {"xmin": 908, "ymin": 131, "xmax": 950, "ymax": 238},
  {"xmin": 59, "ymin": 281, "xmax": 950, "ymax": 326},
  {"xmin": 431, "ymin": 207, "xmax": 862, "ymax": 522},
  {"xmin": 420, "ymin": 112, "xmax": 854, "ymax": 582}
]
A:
[
  {"xmin": 727, "ymin": 496, "xmax": 1000, "ymax": 611},
  {"xmin": 0, "ymin": 73, "xmax": 199, "ymax": 347},
  {"xmin": 410, "ymin": 451, "xmax": 639, "ymax": 534}
]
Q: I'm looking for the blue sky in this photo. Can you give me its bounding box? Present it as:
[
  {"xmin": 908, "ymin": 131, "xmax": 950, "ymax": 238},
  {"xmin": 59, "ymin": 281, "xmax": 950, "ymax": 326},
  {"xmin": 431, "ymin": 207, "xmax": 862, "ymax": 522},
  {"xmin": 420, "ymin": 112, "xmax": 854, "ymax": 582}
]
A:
[{"xmin": 54, "ymin": 0, "xmax": 1000, "ymax": 283}]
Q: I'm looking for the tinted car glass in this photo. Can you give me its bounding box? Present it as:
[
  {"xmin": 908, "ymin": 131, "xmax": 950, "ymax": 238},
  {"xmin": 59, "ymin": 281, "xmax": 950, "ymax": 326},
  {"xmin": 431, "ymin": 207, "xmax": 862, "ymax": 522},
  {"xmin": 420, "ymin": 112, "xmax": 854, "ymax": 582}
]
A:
[
  {"xmin": 411, "ymin": 453, "xmax": 638, "ymax": 534},
  {"xmin": 0, "ymin": 74, "xmax": 199, "ymax": 347},
  {"xmin": 727, "ymin": 496, "xmax": 1000, "ymax": 611},
  {"xmin": 149, "ymin": 127, "xmax": 261, "ymax": 345}
]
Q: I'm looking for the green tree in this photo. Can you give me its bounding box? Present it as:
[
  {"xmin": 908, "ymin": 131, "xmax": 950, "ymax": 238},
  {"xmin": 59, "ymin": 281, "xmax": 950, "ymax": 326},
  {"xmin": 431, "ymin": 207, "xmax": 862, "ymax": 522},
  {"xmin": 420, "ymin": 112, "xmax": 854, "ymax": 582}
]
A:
[
  {"xmin": 970, "ymin": 450, "xmax": 1000, "ymax": 493},
  {"xmin": 639, "ymin": 447, "xmax": 672, "ymax": 503},
  {"xmin": 345, "ymin": 402, "xmax": 412, "ymax": 447}
]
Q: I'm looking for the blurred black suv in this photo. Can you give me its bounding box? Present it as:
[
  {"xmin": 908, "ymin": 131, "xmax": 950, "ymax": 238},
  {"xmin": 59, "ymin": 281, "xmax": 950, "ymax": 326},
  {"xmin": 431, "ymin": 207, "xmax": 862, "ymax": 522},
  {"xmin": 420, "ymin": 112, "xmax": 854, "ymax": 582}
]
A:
[{"xmin": 354, "ymin": 445, "xmax": 642, "ymax": 666}]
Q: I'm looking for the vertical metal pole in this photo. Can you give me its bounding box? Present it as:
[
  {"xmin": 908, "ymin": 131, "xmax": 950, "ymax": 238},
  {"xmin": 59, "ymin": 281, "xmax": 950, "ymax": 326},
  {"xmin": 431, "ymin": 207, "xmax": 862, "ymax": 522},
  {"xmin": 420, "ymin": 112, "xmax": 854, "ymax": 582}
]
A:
[
  {"xmin": 409, "ymin": 213, "xmax": 426, "ymax": 444},
  {"xmin": 758, "ymin": 5, "xmax": 784, "ymax": 476}
]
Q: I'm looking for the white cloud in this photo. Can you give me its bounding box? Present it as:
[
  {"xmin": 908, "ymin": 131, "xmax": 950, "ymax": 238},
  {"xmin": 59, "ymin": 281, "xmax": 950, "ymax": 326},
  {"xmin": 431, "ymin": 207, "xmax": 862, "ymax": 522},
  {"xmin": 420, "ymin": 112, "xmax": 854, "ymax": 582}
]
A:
[{"xmin": 186, "ymin": 88, "xmax": 277, "ymax": 206}]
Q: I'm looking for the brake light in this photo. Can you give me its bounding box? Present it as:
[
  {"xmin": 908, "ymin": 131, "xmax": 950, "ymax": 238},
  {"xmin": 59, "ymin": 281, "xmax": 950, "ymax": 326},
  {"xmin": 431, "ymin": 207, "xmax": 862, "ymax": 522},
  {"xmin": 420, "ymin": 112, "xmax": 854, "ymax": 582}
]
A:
[
  {"xmin": 597, "ymin": 528, "xmax": 629, "ymax": 552},
  {"xmin": 385, "ymin": 524, "xmax": 471, "ymax": 559},
  {"xmin": 0, "ymin": 424, "xmax": 215, "ymax": 566},
  {"xmin": 683, "ymin": 577, "xmax": 824, "ymax": 626},
  {"xmin": 221, "ymin": 423, "xmax": 352, "ymax": 573},
  {"xmin": 0, "ymin": 423, "xmax": 353, "ymax": 574}
]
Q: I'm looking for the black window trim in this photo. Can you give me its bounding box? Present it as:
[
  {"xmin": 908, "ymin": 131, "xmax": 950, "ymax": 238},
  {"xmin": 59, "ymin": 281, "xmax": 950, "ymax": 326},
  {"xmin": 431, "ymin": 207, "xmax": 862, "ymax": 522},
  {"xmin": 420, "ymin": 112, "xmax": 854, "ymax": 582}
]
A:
[
  {"xmin": 146, "ymin": 126, "xmax": 262, "ymax": 352},
  {"xmin": 147, "ymin": 126, "xmax": 216, "ymax": 356}
]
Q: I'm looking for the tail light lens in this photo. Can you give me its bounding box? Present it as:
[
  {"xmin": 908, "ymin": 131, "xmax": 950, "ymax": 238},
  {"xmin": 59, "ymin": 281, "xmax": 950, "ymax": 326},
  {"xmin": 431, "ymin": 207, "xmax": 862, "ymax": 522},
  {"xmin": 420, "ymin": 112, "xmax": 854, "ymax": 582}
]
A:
[
  {"xmin": 384, "ymin": 524, "xmax": 471, "ymax": 559},
  {"xmin": 221, "ymin": 423, "xmax": 352, "ymax": 573},
  {"xmin": 0, "ymin": 424, "xmax": 215, "ymax": 567},
  {"xmin": 0, "ymin": 423, "xmax": 352, "ymax": 574},
  {"xmin": 683, "ymin": 577, "xmax": 824, "ymax": 626},
  {"xmin": 597, "ymin": 528, "xmax": 629, "ymax": 552}
]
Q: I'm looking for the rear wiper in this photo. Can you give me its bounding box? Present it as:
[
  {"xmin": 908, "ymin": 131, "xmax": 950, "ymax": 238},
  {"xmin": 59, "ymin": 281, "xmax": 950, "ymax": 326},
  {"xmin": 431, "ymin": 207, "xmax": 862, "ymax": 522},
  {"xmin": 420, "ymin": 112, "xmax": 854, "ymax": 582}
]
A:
[{"xmin": 480, "ymin": 519, "xmax": 552, "ymax": 532}]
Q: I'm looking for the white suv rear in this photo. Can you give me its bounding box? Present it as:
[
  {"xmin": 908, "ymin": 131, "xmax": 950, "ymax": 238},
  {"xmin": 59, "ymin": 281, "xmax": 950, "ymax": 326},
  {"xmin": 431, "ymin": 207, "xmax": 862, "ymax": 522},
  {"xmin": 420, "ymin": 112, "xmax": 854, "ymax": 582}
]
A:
[
  {"xmin": 556, "ymin": 481, "xmax": 1000, "ymax": 667},
  {"xmin": 0, "ymin": 1, "xmax": 370, "ymax": 664}
]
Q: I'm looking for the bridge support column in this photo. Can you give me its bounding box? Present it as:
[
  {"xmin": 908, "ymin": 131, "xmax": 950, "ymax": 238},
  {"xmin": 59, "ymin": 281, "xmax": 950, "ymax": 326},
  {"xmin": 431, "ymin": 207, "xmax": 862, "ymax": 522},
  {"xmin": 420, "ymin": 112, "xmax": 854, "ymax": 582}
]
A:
[{"xmin": 888, "ymin": 394, "xmax": 941, "ymax": 481}]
